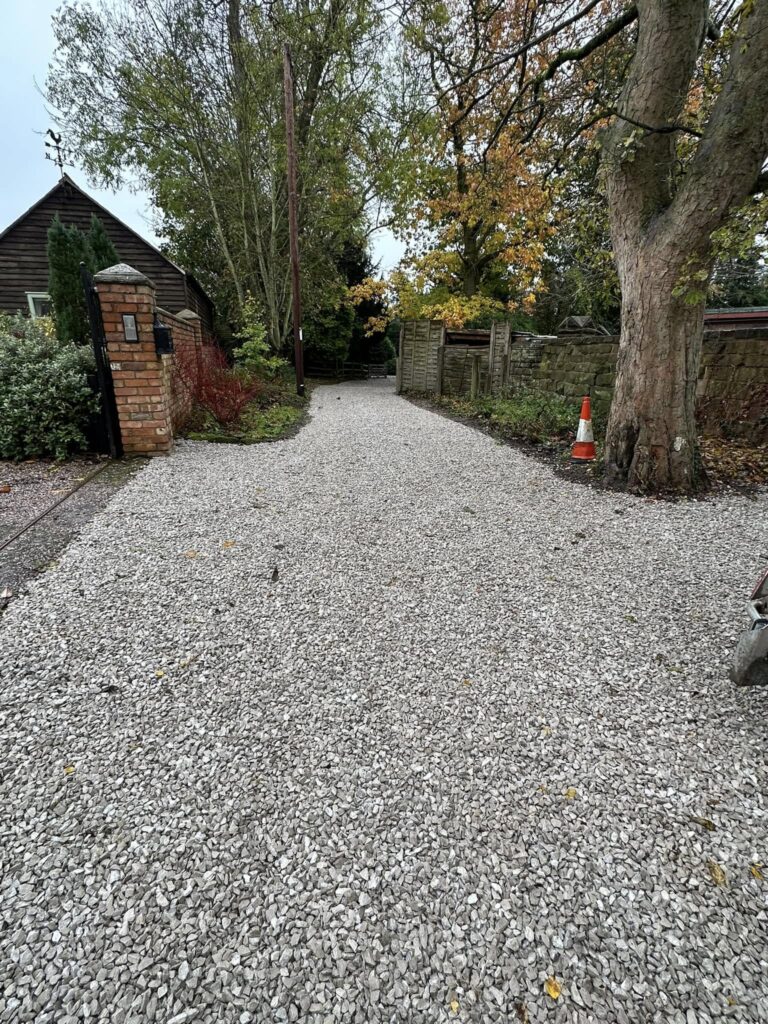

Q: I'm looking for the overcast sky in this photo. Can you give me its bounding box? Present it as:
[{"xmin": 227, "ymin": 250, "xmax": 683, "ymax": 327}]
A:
[{"xmin": 0, "ymin": 0, "xmax": 403, "ymax": 271}]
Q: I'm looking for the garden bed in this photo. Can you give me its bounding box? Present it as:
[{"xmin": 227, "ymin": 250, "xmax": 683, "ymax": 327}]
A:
[{"xmin": 182, "ymin": 373, "xmax": 309, "ymax": 445}]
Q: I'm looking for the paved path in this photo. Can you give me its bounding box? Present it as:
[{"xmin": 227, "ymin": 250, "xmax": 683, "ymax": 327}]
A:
[{"xmin": 2, "ymin": 380, "xmax": 767, "ymax": 1024}]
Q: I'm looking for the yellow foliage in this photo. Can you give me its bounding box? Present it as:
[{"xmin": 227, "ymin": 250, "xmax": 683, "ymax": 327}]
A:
[{"xmin": 544, "ymin": 977, "xmax": 562, "ymax": 1000}]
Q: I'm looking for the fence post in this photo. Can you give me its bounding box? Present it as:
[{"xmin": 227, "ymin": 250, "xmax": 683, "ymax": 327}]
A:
[
  {"xmin": 470, "ymin": 350, "xmax": 481, "ymax": 399},
  {"xmin": 396, "ymin": 323, "xmax": 404, "ymax": 393},
  {"xmin": 435, "ymin": 344, "xmax": 445, "ymax": 397},
  {"xmin": 94, "ymin": 263, "xmax": 173, "ymax": 455},
  {"xmin": 500, "ymin": 352, "xmax": 509, "ymax": 393}
]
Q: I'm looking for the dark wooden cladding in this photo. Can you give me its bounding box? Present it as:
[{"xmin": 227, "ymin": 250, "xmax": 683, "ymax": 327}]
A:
[
  {"xmin": 444, "ymin": 328, "xmax": 491, "ymax": 346},
  {"xmin": 0, "ymin": 175, "xmax": 214, "ymax": 335}
]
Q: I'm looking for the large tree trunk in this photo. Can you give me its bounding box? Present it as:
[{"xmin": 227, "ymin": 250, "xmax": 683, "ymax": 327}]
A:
[
  {"xmin": 600, "ymin": 0, "xmax": 768, "ymax": 494},
  {"xmin": 605, "ymin": 243, "xmax": 706, "ymax": 492}
]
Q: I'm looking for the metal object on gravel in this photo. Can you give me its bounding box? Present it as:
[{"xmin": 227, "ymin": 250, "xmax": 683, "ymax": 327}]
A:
[
  {"xmin": 1, "ymin": 379, "xmax": 767, "ymax": 1023},
  {"xmin": 730, "ymin": 566, "xmax": 768, "ymax": 686}
]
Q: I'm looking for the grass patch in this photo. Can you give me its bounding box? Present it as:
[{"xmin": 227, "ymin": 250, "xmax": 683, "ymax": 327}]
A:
[
  {"xmin": 184, "ymin": 371, "xmax": 308, "ymax": 444},
  {"xmin": 433, "ymin": 388, "xmax": 607, "ymax": 447}
]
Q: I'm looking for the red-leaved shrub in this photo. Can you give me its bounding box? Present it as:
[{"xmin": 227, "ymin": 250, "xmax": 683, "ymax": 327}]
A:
[{"xmin": 175, "ymin": 343, "xmax": 263, "ymax": 425}]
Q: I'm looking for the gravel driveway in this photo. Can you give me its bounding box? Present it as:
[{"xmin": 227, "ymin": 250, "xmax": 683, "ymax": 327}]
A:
[{"xmin": 2, "ymin": 378, "xmax": 767, "ymax": 1024}]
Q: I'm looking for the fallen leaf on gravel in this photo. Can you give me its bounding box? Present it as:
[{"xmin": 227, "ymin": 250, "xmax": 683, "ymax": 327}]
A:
[
  {"xmin": 184, "ymin": 550, "xmax": 198, "ymax": 558},
  {"xmin": 449, "ymin": 999, "xmax": 459, "ymax": 1013},
  {"xmin": 222, "ymin": 540, "xmax": 236, "ymax": 549},
  {"xmin": 544, "ymin": 977, "xmax": 562, "ymax": 1000},
  {"xmin": 63, "ymin": 765, "xmax": 75, "ymax": 775},
  {"xmin": 155, "ymin": 669, "xmax": 165, "ymax": 678},
  {"xmin": 462, "ymin": 678, "xmax": 472, "ymax": 686},
  {"xmin": 707, "ymin": 860, "xmax": 727, "ymax": 886},
  {"xmin": 750, "ymin": 864, "xmax": 764, "ymax": 881},
  {"xmin": 565, "ymin": 787, "xmax": 577, "ymax": 800},
  {"xmin": 516, "ymin": 1005, "xmax": 529, "ymax": 1024},
  {"xmin": 691, "ymin": 816, "xmax": 716, "ymax": 832},
  {"xmin": 541, "ymin": 725, "xmax": 552, "ymax": 736},
  {"xmin": 0, "ymin": 484, "xmax": 11, "ymax": 493}
]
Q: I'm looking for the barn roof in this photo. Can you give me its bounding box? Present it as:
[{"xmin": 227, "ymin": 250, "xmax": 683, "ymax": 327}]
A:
[{"xmin": 0, "ymin": 173, "xmax": 209, "ymax": 301}]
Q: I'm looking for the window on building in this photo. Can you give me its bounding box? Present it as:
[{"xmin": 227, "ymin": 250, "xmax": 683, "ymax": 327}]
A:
[{"xmin": 26, "ymin": 293, "xmax": 52, "ymax": 318}]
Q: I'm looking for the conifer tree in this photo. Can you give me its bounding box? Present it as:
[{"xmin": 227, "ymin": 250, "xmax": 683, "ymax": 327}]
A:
[
  {"xmin": 47, "ymin": 214, "xmax": 120, "ymax": 344},
  {"xmin": 87, "ymin": 214, "xmax": 118, "ymax": 273},
  {"xmin": 47, "ymin": 216, "xmax": 91, "ymax": 344}
]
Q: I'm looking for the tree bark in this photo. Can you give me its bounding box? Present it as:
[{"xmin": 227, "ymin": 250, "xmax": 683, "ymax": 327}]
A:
[
  {"xmin": 601, "ymin": 0, "xmax": 768, "ymax": 493},
  {"xmin": 605, "ymin": 242, "xmax": 705, "ymax": 491}
]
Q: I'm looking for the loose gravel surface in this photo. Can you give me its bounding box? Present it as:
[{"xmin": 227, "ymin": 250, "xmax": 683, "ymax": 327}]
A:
[
  {"xmin": 0, "ymin": 458, "xmax": 102, "ymax": 545},
  {"xmin": 0, "ymin": 459, "xmax": 143, "ymax": 599},
  {"xmin": 2, "ymin": 379, "xmax": 767, "ymax": 1024}
]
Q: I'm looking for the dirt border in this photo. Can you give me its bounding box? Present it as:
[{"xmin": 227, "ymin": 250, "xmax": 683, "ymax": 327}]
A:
[
  {"xmin": 405, "ymin": 394, "xmax": 768, "ymax": 501},
  {"xmin": 405, "ymin": 394, "xmax": 604, "ymax": 488}
]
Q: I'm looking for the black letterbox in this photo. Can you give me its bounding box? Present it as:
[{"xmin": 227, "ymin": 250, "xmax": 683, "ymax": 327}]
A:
[{"xmin": 153, "ymin": 316, "xmax": 174, "ymax": 355}]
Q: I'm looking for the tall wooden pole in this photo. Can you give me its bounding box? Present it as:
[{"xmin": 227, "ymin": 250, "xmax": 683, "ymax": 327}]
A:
[{"xmin": 283, "ymin": 44, "xmax": 305, "ymax": 396}]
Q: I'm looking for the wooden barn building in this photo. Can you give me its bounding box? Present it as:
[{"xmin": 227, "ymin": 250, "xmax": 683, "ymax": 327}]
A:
[{"xmin": 0, "ymin": 174, "xmax": 214, "ymax": 335}]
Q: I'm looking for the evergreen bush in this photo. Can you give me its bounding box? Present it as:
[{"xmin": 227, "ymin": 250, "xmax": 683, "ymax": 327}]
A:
[
  {"xmin": 0, "ymin": 314, "xmax": 97, "ymax": 460},
  {"xmin": 47, "ymin": 214, "xmax": 119, "ymax": 345}
]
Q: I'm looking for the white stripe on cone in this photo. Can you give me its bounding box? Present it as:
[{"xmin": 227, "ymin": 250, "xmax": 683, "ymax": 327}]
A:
[{"xmin": 576, "ymin": 417, "xmax": 593, "ymax": 443}]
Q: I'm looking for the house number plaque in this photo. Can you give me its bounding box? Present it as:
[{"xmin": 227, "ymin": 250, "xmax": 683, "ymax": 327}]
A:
[{"xmin": 122, "ymin": 314, "xmax": 138, "ymax": 342}]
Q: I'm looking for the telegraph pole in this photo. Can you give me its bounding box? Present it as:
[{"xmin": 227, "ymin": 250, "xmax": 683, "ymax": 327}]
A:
[{"xmin": 282, "ymin": 44, "xmax": 305, "ymax": 396}]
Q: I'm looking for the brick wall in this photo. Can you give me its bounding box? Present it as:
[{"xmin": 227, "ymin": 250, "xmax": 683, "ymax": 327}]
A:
[
  {"xmin": 155, "ymin": 306, "xmax": 202, "ymax": 432},
  {"xmin": 94, "ymin": 263, "xmax": 208, "ymax": 455},
  {"xmin": 96, "ymin": 266, "xmax": 171, "ymax": 455}
]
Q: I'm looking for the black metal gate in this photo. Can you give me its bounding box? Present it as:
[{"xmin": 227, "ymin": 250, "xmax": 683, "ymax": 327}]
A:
[{"xmin": 80, "ymin": 263, "xmax": 122, "ymax": 458}]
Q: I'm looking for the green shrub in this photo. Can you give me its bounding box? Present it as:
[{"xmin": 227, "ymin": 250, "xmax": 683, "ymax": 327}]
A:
[
  {"xmin": 442, "ymin": 387, "xmax": 586, "ymax": 444},
  {"xmin": 0, "ymin": 314, "xmax": 97, "ymax": 460},
  {"xmin": 486, "ymin": 389, "xmax": 578, "ymax": 441},
  {"xmin": 232, "ymin": 296, "xmax": 287, "ymax": 378}
]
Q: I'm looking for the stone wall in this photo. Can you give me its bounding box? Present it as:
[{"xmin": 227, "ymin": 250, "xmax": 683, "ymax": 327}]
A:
[
  {"xmin": 510, "ymin": 329, "xmax": 768, "ymax": 437},
  {"xmin": 398, "ymin": 319, "xmax": 768, "ymax": 439}
]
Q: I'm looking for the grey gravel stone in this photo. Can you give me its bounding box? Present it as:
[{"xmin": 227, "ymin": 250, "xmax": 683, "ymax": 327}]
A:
[{"xmin": 0, "ymin": 379, "xmax": 767, "ymax": 1024}]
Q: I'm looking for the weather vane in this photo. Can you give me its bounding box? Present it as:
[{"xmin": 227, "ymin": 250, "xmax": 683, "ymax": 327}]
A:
[{"xmin": 45, "ymin": 129, "xmax": 68, "ymax": 172}]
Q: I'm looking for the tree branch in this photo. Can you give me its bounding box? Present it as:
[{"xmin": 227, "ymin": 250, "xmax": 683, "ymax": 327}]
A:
[
  {"xmin": 532, "ymin": 5, "xmax": 639, "ymax": 102},
  {"xmin": 481, "ymin": 4, "xmax": 638, "ymax": 158}
]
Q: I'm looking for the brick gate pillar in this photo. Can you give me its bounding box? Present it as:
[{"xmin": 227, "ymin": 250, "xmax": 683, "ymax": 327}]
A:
[{"xmin": 94, "ymin": 263, "xmax": 173, "ymax": 455}]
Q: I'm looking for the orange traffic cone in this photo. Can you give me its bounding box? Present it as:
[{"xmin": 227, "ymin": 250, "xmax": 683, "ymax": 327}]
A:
[{"xmin": 571, "ymin": 396, "xmax": 596, "ymax": 461}]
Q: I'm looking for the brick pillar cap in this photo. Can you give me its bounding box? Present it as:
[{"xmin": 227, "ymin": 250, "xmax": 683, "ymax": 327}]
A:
[
  {"xmin": 94, "ymin": 263, "xmax": 155, "ymax": 288},
  {"xmin": 176, "ymin": 308, "xmax": 201, "ymax": 320}
]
